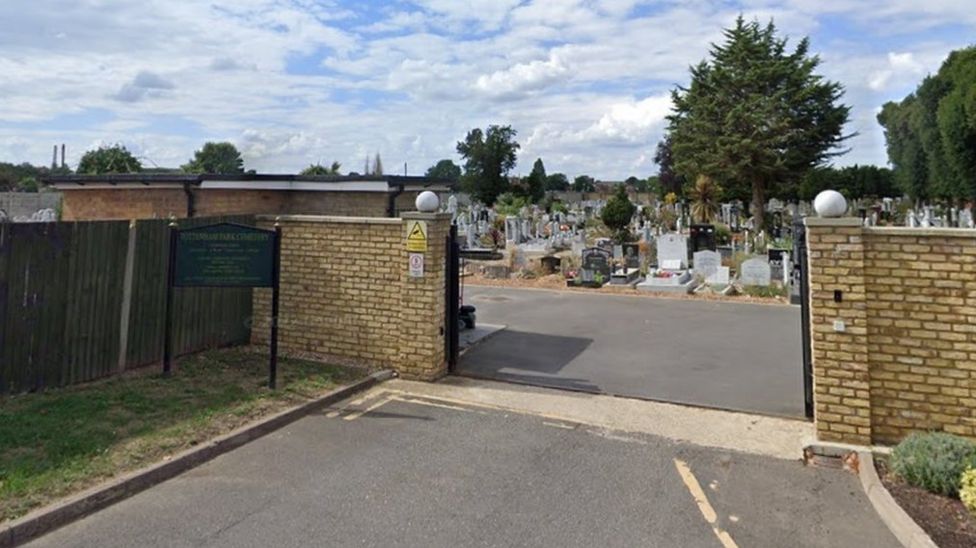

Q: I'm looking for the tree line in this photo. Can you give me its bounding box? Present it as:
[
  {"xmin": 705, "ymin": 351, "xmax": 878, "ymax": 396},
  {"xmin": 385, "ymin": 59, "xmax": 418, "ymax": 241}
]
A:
[{"xmin": 877, "ymin": 46, "xmax": 976, "ymax": 202}]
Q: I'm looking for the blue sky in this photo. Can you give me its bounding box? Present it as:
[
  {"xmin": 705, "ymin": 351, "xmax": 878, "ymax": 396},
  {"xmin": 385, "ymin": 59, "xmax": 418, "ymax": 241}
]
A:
[{"xmin": 0, "ymin": 0, "xmax": 973, "ymax": 179}]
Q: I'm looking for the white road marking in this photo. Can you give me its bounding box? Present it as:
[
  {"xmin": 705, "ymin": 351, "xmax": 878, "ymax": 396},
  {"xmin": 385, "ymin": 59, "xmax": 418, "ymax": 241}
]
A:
[
  {"xmin": 343, "ymin": 394, "xmax": 394, "ymax": 421},
  {"xmin": 674, "ymin": 459, "xmax": 739, "ymax": 548},
  {"xmin": 325, "ymin": 390, "xmax": 391, "ymax": 419}
]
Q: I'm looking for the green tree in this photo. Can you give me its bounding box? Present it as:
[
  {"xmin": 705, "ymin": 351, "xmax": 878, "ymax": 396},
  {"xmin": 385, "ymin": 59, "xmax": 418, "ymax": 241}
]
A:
[
  {"xmin": 545, "ymin": 172, "xmax": 570, "ymax": 191},
  {"xmin": 667, "ymin": 17, "xmax": 850, "ymax": 230},
  {"xmin": 572, "ymin": 175, "xmax": 595, "ymax": 192},
  {"xmin": 182, "ymin": 142, "xmax": 244, "ymax": 174},
  {"xmin": 878, "ymin": 99, "xmax": 929, "ymax": 201},
  {"xmin": 300, "ymin": 161, "xmax": 342, "ymax": 175},
  {"xmin": 456, "ymin": 125, "xmax": 520, "ymax": 206},
  {"xmin": 522, "ymin": 158, "xmax": 547, "ymax": 203},
  {"xmin": 373, "ymin": 152, "xmax": 384, "ymax": 176},
  {"xmin": 601, "ymin": 184, "xmax": 637, "ymax": 242},
  {"xmin": 654, "ymin": 135, "xmax": 684, "ymax": 196},
  {"xmin": 425, "ymin": 159, "xmax": 462, "ymax": 181},
  {"xmin": 78, "ymin": 144, "xmax": 143, "ymax": 174},
  {"xmin": 878, "ymin": 47, "xmax": 976, "ymax": 201}
]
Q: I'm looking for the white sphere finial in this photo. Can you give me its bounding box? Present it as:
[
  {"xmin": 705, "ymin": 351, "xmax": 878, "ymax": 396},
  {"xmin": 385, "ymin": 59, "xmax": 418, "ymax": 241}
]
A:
[
  {"xmin": 415, "ymin": 191, "xmax": 440, "ymax": 213},
  {"xmin": 814, "ymin": 190, "xmax": 847, "ymax": 218}
]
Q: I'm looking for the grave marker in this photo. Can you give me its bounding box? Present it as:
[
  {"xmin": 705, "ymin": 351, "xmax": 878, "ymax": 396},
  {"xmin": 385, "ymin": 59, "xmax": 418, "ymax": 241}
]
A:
[{"xmin": 740, "ymin": 258, "xmax": 772, "ymax": 286}]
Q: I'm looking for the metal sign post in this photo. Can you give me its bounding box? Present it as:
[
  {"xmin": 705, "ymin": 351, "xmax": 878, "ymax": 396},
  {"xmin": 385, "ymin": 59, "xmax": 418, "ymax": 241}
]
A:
[{"xmin": 163, "ymin": 221, "xmax": 281, "ymax": 387}]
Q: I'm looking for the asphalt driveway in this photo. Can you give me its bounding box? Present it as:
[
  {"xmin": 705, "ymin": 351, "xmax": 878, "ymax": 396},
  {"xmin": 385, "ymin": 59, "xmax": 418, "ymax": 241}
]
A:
[
  {"xmin": 28, "ymin": 386, "xmax": 894, "ymax": 548},
  {"xmin": 460, "ymin": 286, "xmax": 805, "ymax": 417}
]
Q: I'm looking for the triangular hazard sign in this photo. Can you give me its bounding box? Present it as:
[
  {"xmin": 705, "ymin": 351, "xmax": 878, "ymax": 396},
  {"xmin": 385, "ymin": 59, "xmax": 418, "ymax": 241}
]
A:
[{"xmin": 408, "ymin": 222, "xmax": 426, "ymax": 241}]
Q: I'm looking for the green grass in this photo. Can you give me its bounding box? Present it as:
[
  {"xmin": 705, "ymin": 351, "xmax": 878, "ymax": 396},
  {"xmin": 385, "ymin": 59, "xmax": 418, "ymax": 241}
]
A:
[{"xmin": 0, "ymin": 348, "xmax": 363, "ymax": 522}]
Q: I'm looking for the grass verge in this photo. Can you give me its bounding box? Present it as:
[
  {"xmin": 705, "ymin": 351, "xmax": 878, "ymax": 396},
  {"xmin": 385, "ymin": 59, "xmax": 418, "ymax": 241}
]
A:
[{"xmin": 0, "ymin": 347, "xmax": 364, "ymax": 523}]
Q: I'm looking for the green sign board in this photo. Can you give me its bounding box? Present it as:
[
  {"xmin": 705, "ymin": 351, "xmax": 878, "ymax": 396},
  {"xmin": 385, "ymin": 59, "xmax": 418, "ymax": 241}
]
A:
[{"xmin": 174, "ymin": 223, "xmax": 276, "ymax": 287}]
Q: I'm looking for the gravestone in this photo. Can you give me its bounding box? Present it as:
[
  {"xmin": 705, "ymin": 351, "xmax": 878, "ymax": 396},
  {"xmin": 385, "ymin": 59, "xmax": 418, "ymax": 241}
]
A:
[
  {"xmin": 689, "ymin": 224, "xmax": 717, "ymax": 252},
  {"xmin": 707, "ymin": 266, "xmax": 730, "ymax": 285},
  {"xmin": 693, "ymin": 250, "xmax": 721, "ymax": 279},
  {"xmin": 740, "ymin": 258, "xmax": 771, "ymax": 287},
  {"xmin": 767, "ymin": 248, "xmax": 787, "ymax": 281},
  {"xmin": 622, "ymin": 243, "xmax": 640, "ymax": 269},
  {"xmin": 581, "ymin": 247, "xmax": 612, "ymax": 283},
  {"xmin": 657, "ymin": 233, "xmax": 689, "ymax": 269}
]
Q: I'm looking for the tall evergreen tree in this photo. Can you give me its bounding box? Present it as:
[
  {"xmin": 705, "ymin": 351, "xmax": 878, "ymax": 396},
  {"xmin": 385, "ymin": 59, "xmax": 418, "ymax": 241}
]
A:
[
  {"xmin": 878, "ymin": 46, "xmax": 976, "ymax": 201},
  {"xmin": 524, "ymin": 158, "xmax": 547, "ymax": 203},
  {"xmin": 667, "ymin": 17, "xmax": 850, "ymax": 230},
  {"xmin": 373, "ymin": 152, "xmax": 384, "ymax": 176},
  {"xmin": 653, "ymin": 136, "xmax": 684, "ymax": 196}
]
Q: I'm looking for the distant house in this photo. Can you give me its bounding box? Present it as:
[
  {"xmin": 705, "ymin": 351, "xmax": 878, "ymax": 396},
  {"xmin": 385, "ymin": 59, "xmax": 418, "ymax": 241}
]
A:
[{"xmin": 45, "ymin": 173, "xmax": 455, "ymax": 221}]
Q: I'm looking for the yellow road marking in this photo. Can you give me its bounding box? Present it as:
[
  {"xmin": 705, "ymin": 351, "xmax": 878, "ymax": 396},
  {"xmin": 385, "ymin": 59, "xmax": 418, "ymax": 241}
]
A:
[{"xmin": 673, "ymin": 459, "xmax": 739, "ymax": 548}]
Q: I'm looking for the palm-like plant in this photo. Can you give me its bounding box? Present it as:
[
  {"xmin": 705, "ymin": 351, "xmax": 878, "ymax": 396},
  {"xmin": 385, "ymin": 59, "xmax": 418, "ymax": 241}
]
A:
[{"xmin": 689, "ymin": 175, "xmax": 722, "ymax": 223}]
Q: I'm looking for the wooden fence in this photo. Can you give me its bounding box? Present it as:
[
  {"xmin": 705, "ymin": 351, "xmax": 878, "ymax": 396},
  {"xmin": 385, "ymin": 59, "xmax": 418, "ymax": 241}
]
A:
[{"xmin": 0, "ymin": 216, "xmax": 254, "ymax": 394}]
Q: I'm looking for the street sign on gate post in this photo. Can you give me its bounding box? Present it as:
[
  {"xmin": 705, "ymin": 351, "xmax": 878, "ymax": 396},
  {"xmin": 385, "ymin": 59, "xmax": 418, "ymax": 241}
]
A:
[{"xmin": 163, "ymin": 221, "xmax": 282, "ymax": 388}]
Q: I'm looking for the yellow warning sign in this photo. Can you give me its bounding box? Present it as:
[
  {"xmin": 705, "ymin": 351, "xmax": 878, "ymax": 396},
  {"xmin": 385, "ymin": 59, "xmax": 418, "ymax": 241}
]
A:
[{"xmin": 406, "ymin": 220, "xmax": 428, "ymax": 252}]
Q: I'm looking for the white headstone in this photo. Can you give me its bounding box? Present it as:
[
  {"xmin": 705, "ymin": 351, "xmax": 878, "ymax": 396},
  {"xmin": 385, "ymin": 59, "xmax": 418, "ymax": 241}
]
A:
[
  {"xmin": 657, "ymin": 233, "xmax": 689, "ymax": 269},
  {"xmin": 707, "ymin": 266, "xmax": 730, "ymax": 285},
  {"xmin": 740, "ymin": 258, "xmax": 772, "ymax": 287},
  {"xmin": 693, "ymin": 250, "xmax": 722, "ymax": 279}
]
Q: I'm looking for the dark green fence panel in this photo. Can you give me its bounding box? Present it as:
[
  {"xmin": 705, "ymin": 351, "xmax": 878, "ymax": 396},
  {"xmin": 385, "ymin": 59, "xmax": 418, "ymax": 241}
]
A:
[
  {"xmin": 61, "ymin": 221, "xmax": 129, "ymax": 385},
  {"xmin": 0, "ymin": 221, "xmax": 128, "ymax": 393},
  {"xmin": 0, "ymin": 215, "xmax": 255, "ymax": 395},
  {"xmin": 124, "ymin": 215, "xmax": 254, "ymax": 369}
]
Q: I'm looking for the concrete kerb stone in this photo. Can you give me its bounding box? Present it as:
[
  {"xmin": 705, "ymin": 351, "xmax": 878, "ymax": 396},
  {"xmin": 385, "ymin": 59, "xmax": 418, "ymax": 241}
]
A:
[
  {"xmin": 0, "ymin": 370, "xmax": 394, "ymax": 548},
  {"xmin": 804, "ymin": 442, "xmax": 937, "ymax": 548},
  {"xmin": 857, "ymin": 451, "xmax": 939, "ymax": 548}
]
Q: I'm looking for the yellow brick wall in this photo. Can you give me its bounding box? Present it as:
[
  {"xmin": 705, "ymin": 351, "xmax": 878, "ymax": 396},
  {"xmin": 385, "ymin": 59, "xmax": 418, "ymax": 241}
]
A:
[
  {"xmin": 60, "ymin": 187, "xmax": 414, "ymax": 220},
  {"xmin": 807, "ymin": 219, "xmax": 976, "ymax": 445},
  {"xmin": 806, "ymin": 218, "xmax": 872, "ymax": 445},
  {"xmin": 61, "ymin": 188, "xmax": 187, "ymax": 220},
  {"xmin": 251, "ymin": 213, "xmax": 450, "ymax": 380}
]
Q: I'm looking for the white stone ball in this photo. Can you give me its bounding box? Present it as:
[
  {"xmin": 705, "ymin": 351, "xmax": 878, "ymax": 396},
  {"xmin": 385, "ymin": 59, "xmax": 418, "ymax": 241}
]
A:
[
  {"xmin": 814, "ymin": 190, "xmax": 847, "ymax": 218},
  {"xmin": 415, "ymin": 191, "xmax": 440, "ymax": 213}
]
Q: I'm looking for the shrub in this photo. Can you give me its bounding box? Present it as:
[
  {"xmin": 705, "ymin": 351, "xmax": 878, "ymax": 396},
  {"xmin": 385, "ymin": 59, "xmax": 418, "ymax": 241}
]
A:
[
  {"xmin": 890, "ymin": 432, "xmax": 976, "ymax": 497},
  {"xmin": 961, "ymin": 468, "xmax": 976, "ymax": 515}
]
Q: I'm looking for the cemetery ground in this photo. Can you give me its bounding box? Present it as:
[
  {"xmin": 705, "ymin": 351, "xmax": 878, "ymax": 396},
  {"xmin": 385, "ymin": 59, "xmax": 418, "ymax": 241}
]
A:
[
  {"xmin": 459, "ymin": 285, "xmax": 803, "ymax": 418},
  {"xmin": 25, "ymin": 379, "xmax": 897, "ymax": 548},
  {"xmin": 0, "ymin": 347, "xmax": 363, "ymax": 524}
]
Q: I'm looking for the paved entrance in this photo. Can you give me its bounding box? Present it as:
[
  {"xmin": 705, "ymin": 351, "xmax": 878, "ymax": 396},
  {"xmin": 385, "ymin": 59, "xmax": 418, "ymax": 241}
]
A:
[
  {"xmin": 29, "ymin": 382, "xmax": 895, "ymax": 548},
  {"xmin": 459, "ymin": 286, "xmax": 804, "ymax": 417}
]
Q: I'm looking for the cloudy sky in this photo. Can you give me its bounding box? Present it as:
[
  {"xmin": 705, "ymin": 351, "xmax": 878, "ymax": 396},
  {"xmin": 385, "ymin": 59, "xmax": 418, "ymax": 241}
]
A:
[{"xmin": 1, "ymin": 0, "xmax": 973, "ymax": 180}]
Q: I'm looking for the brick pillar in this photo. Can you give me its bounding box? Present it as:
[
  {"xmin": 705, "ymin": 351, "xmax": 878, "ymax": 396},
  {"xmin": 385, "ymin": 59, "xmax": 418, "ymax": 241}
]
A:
[
  {"xmin": 397, "ymin": 212, "xmax": 451, "ymax": 380},
  {"xmin": 805, "ymin": 217, "xmax": 872, "ymax": 445}
]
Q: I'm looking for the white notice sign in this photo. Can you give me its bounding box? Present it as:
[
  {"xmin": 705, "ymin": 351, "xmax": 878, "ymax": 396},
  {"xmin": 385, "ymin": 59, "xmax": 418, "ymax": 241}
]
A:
[{"xmin": 409, "ymin": 253, "xmax": 424, "ymax": 278}]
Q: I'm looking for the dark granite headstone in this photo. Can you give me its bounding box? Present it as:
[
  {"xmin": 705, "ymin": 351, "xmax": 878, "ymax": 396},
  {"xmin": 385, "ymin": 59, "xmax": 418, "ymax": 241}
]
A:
[
  {"xmin": 689, "ymin": 224, "xmax": 717, "ymax": 252},
  {"xmin": 622, "ymin": 243, "xmax": 640, "ymax": 269}
]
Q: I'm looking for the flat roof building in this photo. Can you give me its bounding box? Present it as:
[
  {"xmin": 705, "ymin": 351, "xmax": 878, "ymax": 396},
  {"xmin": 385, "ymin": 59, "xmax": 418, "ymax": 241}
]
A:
[{"xmin": 45, "ymin": 173, "xmax": 456, "ymax": 221}]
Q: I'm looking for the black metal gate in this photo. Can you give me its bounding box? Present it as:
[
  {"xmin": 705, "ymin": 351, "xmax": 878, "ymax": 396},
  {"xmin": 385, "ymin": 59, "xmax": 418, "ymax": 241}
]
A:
[
  {"xmin": 445, "ymin": 224, "xmax": 460, "ymax": 372},
  {"xmin": 793, "ymin": 213, "xmax": 814, "ymax": 419}
]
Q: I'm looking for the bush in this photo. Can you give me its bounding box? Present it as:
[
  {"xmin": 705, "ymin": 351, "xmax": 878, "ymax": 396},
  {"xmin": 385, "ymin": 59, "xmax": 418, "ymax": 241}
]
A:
[
  {"xmin": 961, "ymin": 468, "xmax": 976, "ymax": 515},
  {"xmin": 890, "ymin": 432, "xmax": 976, "ymax": 497}
]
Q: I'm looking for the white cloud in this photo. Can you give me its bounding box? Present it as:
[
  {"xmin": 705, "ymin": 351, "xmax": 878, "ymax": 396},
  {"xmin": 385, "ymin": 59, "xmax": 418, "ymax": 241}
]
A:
[
  {"xmin": 474, "ymin": 54, "xmax": 571, "ymax": 99},
  {"xmin": 0, "ymin": 0, "xmax": 973, "ymax": 179}
]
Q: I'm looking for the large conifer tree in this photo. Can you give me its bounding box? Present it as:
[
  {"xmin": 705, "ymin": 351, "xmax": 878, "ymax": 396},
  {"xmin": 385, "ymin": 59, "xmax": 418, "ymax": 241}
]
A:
[{"xmin": 667, "ymin": 17, "xmax": 850, "ymax": 230}]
